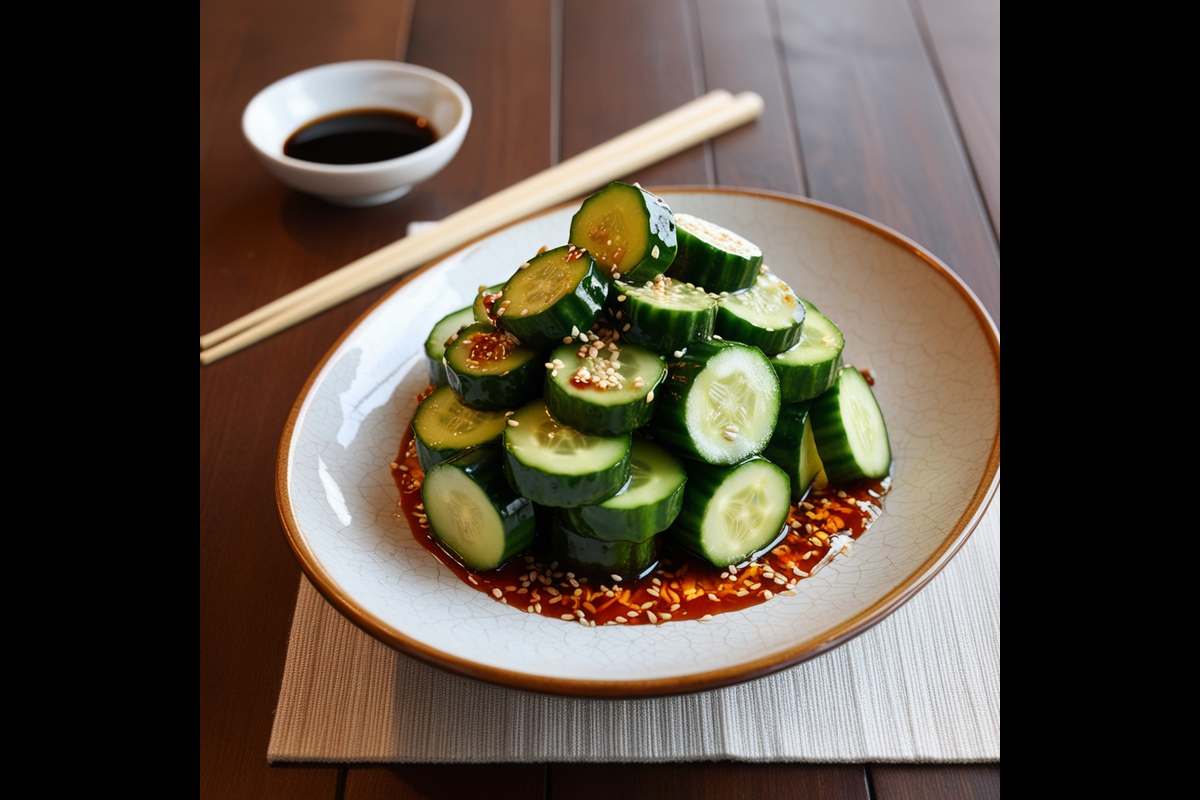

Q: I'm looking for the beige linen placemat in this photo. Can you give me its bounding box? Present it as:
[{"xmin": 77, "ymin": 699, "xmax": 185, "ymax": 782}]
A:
[{"xmin": 268, "ymin": 491, "xmax": 999, "ymax": 763}]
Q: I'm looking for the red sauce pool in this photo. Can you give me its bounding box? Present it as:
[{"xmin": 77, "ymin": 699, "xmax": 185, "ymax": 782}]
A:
[{"xmin": 391, "ymin": 393, "xmax": 889, "ymax": 627}]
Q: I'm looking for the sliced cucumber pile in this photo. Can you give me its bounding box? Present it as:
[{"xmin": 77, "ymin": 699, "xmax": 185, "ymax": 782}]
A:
[{"xmin": 414, "ymin": 184, "xmax": 892, "ymax": 589}]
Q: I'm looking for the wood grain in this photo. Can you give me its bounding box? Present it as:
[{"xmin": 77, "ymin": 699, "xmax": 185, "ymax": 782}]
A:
[
  {"xmin": 694, "ymin": 0, "xmax": 806, "ymax": 195},
  {"xmin": 872, "ymin": 764, "xmax": 1001, "ymax": 800},
  {"xmin": 548, "ymin": 763, "xmax": 869, "ymax": 799},
  {"xmin": 200, "ymin": 1, "xmax": 999, "ymax": 796},
  {"xmin": 344, "ymin": 765, "xmax": 546, "ymax": 799},
  {"xmin": 561, "ymin": 0, "xmax": 709, "ymax": 187},
  {"xmin": 912, "ymin": 0, "xmax": 1000, "ymax": 238},
  {"xmin": 773, "ymin": 0, "xmax": 1000, "ymax": 324}
]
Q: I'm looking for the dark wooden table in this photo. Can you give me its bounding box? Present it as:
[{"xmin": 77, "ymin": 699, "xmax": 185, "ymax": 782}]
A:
[{"xmin": 200, "ymin": 1, "xmax": 999, "ymax": 797}]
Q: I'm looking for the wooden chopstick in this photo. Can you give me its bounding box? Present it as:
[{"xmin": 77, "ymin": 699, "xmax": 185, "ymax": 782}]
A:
[
  {"xmin": 200, "ymin": 90, "xmax": 735, "ymax": 353},
  {"xmin": 199, "ymin": 90, "xmax": 764, "ymax": 365}
]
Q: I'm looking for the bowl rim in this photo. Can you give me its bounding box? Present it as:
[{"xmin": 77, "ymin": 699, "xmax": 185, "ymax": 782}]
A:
[
  {"xmin": 275, "ymin": 186, "xmax": 1001, "ymax": 698},
  {"xmin": 241, "ymin": 59, "xmax": 473, "ymax": 176}
]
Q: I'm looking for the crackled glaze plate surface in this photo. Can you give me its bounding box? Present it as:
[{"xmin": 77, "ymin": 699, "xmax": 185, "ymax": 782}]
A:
[{"xmin": 277, "ymin": 188, "xmax": 1000, "ymax": 697}]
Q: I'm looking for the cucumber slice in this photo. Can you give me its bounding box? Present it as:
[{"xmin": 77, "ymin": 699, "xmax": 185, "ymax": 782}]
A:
[
  {"xmin": 411, "ymin": 385, "xmax": 509, "ymax": 472},
  {"xmin": 472, "ymin": 283, "xmax": 505, "ymax": 326},
  {"xmin": 502, "ymin": 401, "xmax": 631, "ymax": 507},
  {"xmin": 715, "ymin": 269, "xmax": 807, "ymax": 356},
  {"xmin": 444, "ymin": 323, "xmax": 542, "ymax": 411},
  {"xmin": 424, "ymin": 306, "xmax": 476, "ymax": 387},
  {"xmin": 422, "ymin": 447, "xmax": 536, "ymax": 572},
  {"xmin": 543, "ymin": 340, "xmax": 666, "ymax": 436},
  {"xmin": 666, "ymin": 213, "xmax": 763, "ymax": 293},
  {"xmin": 770, "ymin": 298, "xmax": 845, "ymax": 403},
  {"xmin": 653, "ymin": 340, "xmax": 780, "ymax": 465},
  {"xmin": 610, "ymin": 275, "xmax": 717, "ymax": 354},
  {"xmin": 569, "ymin": 182, "xmax": 677, "ymax": 283},
  {"xmin": 496, "ymin": 246, "xmax": 609, "ymax": 350},
  {"xmin": 565, "ymin": 438, "xmax": 686, "ymax": 543},
  {"xmin": 810, "ymin": 366, "xmax": 892, "ymax": 482},
  {"xmin": 761, "ymin": 401, "xmax": 824, "ymax": 501},
  {"xmin": 549, "ymin": 517, "xmax": 660, "ymax": 581},
  {"xmin": 668, "ymin": 457, "xmax": 791, "ymax": 567}
]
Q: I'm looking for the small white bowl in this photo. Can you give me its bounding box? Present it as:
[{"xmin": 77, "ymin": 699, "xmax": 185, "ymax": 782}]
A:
[{"xmin": 242, "ymin": 60, "xmax": 471, "ymax": 207}]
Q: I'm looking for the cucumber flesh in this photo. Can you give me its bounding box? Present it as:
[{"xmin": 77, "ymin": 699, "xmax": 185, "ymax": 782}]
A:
[
  {"xmin": 444, "ymin": 323, "xmax": 542, "ymax": 411},
  {"xmin": 654, "ymin": 340, "xmax": 780, "ymax": 465},
  {"xmin": 610, "ymin": 275, "xmax": 716, "ymax": 354},
  {"xmin": 502, "ymin": 401, "xmax": 631, "ymax": 507},
  {"xmin": 770, "ymin": 298, "xmax": 844, "ymax": 403},
  {"xmin": 472, "ymin": 283, "xmax": 505, "ymax": 325},
  {"xmin": 715, "ymin": 268, "xmax": 806, "ymax": 356},
  {"xmin": 543, "ymin": 340, "xmax": 666, "ymax": 436},
  {"xmin": 497, "ymin": 246, "xmax": 609, "ymax": 350},
  {"xmin": 762, "ymin": 401, "xmax": 824, "ymax": 502},
  {"xmin": 564, "ymin": 438, "xmax": 686, "ymax": 543},
  {"xmin": 668, "ymin": 457, "xmax": 791, "ymax": 567},
  {"xmin": 424, "ymin": 306, "xmax": 476, "ymax": 387},
  {"xmin": 422, "ymin": 448, "xmax": 535, "ymax": 572},
  {"xmin": 667, "ymin": 213, "xmax": 763, "ymax": 293},
  {"xmin": 810, "ymin": 366, "xmax": 892, "ymax": 482},
  {"xmin": 411, "ymin": 385, "xmax": 508, "ymax": 472},
  {"xmin": 569, "ymin": 182, "xmax": 677, "ymax": 283}
]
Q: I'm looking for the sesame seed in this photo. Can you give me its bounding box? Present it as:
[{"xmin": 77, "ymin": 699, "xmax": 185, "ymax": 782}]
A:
[
  {"xmin": 507, "ymin": 419, "xmax": 519, "ymax": 427},
  {"xmin": 646, "ymin": 391, "xmax": 654, "ymax": 403},
  {"xmin": 617, "ymin": 295, "xmax": 627, "ymax": 302},
  {"xmin": 520, "ymin": 309, "xmax": 529, "ymax": 316},
  {"xmin": 700, "ymin": 614, "xmax": 712, "ymax": 621},
  {"xmin": 561, "ymin": 614, "xmax": 575, "ymax": 621},
  {"xmin": 651, "ymin": 245, "xmax": 660, "ymax": 258},
  {"xmin": 673, "ymin": 350, "xmax": 684, "ymax": 357},
  {"xmin": 519, "ymin": 262, "xmax": 530, "ymax": 269},
  {"xmin": 492, "ymin": 588, "xmax": 502, "ymax": 598},
  {"xmin": 611, "ymin": 574, "xmax": 623, "ymax": 582}
]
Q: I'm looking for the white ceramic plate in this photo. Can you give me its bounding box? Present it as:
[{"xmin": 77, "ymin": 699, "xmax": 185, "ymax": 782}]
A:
[{"xmin": 277, "ymin": 188, "xmax": 1000, "ymax": 697}]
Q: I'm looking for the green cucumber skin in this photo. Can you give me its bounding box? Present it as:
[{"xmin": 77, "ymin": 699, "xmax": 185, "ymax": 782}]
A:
[
  {"xmin": 472, "ymin": 283, "xmax": 505, "ymax": 325},
  {"xmin": 667, "ymin": 227, "xmax": 762, "ymax": 294},
  {"xmin": 762, "ymin": 401, "xmax": 819, "ymax": 501},
  {"xmin": 810, "ymin": 367, "xmax": 892, "ymax": 483},
  {"xmin": 424, "ymin": 448, "xmax": 536, "ymax": 571},
  {"xmin": 497, "ymin": 248, "xmax": 610, "ymax": 351},
  {"xmin": 770, "ymin": 299, "xmax": 845, "ymax": 403},
  {"xmin": 444, "ymin": 323, "xmax": 543, "ymax": 411},
  {"xmin": 543, "ymin": 372, "xmax": 662, "ymax": 437},
  {"xmin": 548, "ymin": 517, "xmax": 660, "ymax": 580},
  {"xmin": 667, "ymin": 457, "xmax": 790, "ymax": 567},
  {"xmin": 427, "ymin": 356, "xmax": 449, "ymax": 389},
  {"xmin": 424, "ymin": 306, "xmax": 477, "ymax": 387},
  {"xmin": 502, "ymin": 435, "xmax": 632, "ymax": 508},
  {"xmin": 415, "ymin": 436, "xmax": 500, "ymax": 474},
  {"xmin": 569, "ymin": 183, "xmax": 678, "ymax": 284},
  {"xmin": 564, "ymin": 447, "xmax": 685, "ymax": 543},
  {"xmin": 773, "ymin": 351, "xmax": 843, "ymax": 404},
  {"xmin": 542, "ymin": 344, "xmax": 666, "ymax": 436},
  {"xmin": 714, "ymin": 301, "xmax": 806, "ymax": 357},
  {"xmin": 611, "ymin": 286, "xmax": 716, "ymax": 354},
  {"xmin": 651, "ymin": 340, "xmax": 779, "ymax": 463}
]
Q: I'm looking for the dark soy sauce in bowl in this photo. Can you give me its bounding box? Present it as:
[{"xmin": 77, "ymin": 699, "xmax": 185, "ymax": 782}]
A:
[{"xmin": 284, "ymin": 109, "xmax": 438, "ymax": 165}]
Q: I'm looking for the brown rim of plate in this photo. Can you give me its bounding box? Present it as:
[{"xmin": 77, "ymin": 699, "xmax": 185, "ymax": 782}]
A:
[{"xmin": 275, "ymin": 186, "xmax": 1001, "ymax": 699}]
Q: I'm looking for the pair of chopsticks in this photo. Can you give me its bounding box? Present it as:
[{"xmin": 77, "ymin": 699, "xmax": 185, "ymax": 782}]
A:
[{"xmin": 199, "ymin": 89, "xmax": 765, "ymax": 365}]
